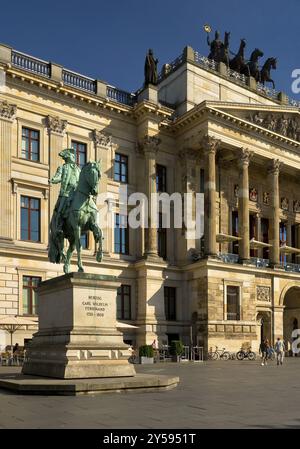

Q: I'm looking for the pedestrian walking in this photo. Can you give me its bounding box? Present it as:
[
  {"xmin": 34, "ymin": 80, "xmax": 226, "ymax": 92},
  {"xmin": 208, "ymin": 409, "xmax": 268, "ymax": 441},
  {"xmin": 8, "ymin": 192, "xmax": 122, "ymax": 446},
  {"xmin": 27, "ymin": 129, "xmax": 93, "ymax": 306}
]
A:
[
  {"xmin": 259, "ymin": 339, "xmax": 270, "ymax": 366},
  {"xmin": 275, "ymin": 337, "xmax": 285, "ymax": 366}
]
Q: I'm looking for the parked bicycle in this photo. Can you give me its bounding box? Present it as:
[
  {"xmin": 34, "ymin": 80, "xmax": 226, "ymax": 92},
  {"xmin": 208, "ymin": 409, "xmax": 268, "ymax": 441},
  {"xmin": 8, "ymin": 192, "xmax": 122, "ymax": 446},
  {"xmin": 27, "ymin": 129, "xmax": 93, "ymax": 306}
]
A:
[
  {"xmin": 236, "ymin": 347, "xmax": 256, "ymax": 361},
  {"xmin": 207, "ymin": 346, "xmax": 230, "ymax": 360}
]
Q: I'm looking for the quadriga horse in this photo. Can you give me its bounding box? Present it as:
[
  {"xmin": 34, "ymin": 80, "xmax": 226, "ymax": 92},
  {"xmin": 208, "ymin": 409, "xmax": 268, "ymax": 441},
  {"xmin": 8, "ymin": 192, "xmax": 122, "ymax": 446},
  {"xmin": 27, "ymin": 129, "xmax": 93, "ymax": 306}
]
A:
[{"xmin": 49, "ymin": 161, "xmax": 103, "ymax": 273}]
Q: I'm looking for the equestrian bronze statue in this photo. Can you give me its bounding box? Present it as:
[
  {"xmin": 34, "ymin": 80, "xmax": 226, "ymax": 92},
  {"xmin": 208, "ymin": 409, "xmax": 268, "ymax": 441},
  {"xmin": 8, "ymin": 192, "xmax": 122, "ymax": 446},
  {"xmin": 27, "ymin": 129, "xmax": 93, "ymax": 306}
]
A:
[{"xmin": 48, "ymin": 148, "xmax": 103, "ymax": 273}]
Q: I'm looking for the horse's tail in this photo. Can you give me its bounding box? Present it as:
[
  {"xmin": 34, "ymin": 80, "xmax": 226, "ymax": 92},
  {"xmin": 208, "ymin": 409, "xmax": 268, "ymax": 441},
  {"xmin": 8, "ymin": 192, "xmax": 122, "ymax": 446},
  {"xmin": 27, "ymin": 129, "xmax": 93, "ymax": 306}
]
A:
[{"xmin": 48, "ymin": 217, "xmax": 64, "ymax": 264}]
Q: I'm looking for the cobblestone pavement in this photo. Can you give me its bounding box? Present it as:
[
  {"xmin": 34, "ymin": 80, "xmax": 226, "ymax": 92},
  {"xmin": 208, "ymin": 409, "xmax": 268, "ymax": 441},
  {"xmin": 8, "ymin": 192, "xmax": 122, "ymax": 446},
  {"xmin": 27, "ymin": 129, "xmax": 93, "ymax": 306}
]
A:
[{"xmin": 0, "ymin": 358, "xmax": 300, "ymax": 429}]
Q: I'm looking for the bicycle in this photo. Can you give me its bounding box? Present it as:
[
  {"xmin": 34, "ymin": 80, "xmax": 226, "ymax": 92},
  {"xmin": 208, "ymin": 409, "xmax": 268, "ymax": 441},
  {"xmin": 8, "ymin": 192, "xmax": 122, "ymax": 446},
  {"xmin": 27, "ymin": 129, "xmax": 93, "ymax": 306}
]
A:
[
  {"xmin": 236, "ymin": 347, "xmax": 256, "ymax": 361},
  {"xmin": 208, "ymin": 346, "xmax": 230, "ymax": 360}
]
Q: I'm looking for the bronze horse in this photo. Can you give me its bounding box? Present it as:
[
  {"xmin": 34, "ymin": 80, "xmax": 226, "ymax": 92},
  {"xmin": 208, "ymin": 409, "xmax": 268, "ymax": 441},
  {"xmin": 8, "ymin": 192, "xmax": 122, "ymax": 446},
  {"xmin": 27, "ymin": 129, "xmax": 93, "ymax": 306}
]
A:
[
  {"xmin": 229, "ymin": 39, "xmax": 250, "ymax": 77},
  {"xmin": 247, "ymin": 48, "xmax": 264, "ymax": 82},
  {"xmin": 260, "ymin": 57, "xmax": 277, "ymax": 89}
]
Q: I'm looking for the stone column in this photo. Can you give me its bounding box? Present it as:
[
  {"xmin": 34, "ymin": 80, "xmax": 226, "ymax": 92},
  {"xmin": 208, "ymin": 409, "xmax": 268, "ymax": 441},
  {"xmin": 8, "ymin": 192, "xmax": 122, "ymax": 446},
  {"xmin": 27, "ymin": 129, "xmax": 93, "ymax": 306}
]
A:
[
  {"xmin": 238, "ymin": 148, "xmax": 252, "ymax": 262},
  {"xmin": 46, "ymin": 116, "xmax": 68, "ymax": 215},
  {"xmin": 201, "ymin": 135, "xmax": 220, "ymax": 257},
  {"xmin": 0, "ymin": 100, "xmax": 17, "ymax": 240},
  {"xmin": 142, "ymin": 135, "xmax": 160, "ymax": 258},
  {"xmin": 92, "ymin": 130, "xmax": 112, "ymax": 255},
  {"xmin": 269, "ymin": 159, "xmax": 281, "ymax": 267}
]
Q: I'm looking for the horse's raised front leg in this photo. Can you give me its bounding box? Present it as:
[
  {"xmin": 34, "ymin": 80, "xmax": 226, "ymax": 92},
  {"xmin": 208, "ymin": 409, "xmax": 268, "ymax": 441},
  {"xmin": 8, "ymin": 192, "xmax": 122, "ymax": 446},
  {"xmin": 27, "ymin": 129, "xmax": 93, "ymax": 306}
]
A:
[
  {"xmin": 74, "ymin": 225, "xmax": 84, "ymax": 272},
  {"xmin": 64, "ymin": 238, "xmax": 75, "ymax": 274}
]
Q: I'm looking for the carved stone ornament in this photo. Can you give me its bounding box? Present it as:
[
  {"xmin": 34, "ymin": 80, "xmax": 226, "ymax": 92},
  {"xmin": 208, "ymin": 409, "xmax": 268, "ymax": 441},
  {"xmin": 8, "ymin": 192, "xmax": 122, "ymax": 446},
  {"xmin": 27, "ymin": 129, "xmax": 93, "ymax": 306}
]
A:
[
  {"xmin": 92, "ymin": 130, "xmax": 112, "ymax": 147},
  {"xmin": 46, "ymin": 115, "xmax": 68, "ymax": 135},
  {"xmin": 0, "ymin": 100, "xmax": 17, "ymax": 121},
  {"xmin": 257, "ymin": 286, "xmax": 271, "ymax": 302},
  {"xmin": 200, "ymin": 134, "xmax": 220, "ymax": 154},
  {"xmin": 263, "ymin": 192, "xmax": 270, "ymax": 205},
  {"xmin": 268, "ymin": 159, "xmax": 282, "ymax": 175},
  {"xmin": 249, "ymin": 112, "xmax": 300, "ymax": 141},
  {"xmin": 294, "ymin": 200, "xmax": 300, "ymax": 213},
  {"xmin": 281, "ymin": 197, "xmax": 289, "ymax": 211},
  {"xmin": 140, "ymin": 135, "xmax": 160, "ymax": 154},
  {"xmin": 249, "ymin": 187, "xmax": 258, "ymax": 202}
]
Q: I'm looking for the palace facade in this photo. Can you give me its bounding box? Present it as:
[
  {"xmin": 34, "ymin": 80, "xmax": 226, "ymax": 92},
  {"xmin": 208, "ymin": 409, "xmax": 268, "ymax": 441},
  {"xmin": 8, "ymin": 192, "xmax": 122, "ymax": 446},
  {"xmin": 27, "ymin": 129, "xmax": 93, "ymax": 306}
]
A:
[{"xmin": 1, "ymin": 43, "xmax": 300, "ymax": 353}]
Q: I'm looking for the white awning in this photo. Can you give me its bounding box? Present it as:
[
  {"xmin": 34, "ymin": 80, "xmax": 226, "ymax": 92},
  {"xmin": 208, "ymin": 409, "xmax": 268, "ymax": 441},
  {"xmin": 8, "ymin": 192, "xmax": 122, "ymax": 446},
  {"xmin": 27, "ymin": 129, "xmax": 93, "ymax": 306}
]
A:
[
  {"xmin": 217, "ymin": 233, "xmax": 241, "ymax": 243},
  {"xmin": 280, "ymin": 244, "xmax": 300, "ymax": 254},
  {"xmin": 249, "ymin": 238, "xmax": 272, "ymax": 249}
]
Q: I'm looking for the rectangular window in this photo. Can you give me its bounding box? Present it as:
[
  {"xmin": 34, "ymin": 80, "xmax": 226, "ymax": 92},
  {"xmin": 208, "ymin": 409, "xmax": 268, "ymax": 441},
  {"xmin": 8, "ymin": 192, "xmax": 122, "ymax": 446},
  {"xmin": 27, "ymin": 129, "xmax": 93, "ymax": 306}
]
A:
[
  {"xmin": 250, "ymin": 214, "xmax": 257, "ymax": 257},
  {"xmin": 227, "ymin": 286, "xmax": 240, "ymax": 320},
  {"xmin": 292, "ymin": 224, "xmax": 297, "ymax": 263},
  {"xmin": 261, "ymin": 218, "xmax": 269, "ymax": 259},
  {"xmin": 22, "ymin": 276, "xmax": 41, "ymax": 315},
  {"xmin": 21, "ymin": 127, "xmax": 40, "ymax": 162},
  {"xmin": 114, "ymin": 213, "xmax": 129, "ymax": 254},
  {"xmin": 117, "ymin": 285, "xmax": 131, "ymax": 320},
  {"xmin": 21, "ymin": 196, "xmax": 40, "ymax": 242},
  {"xmin": 114, "ymin": 153, "xmax": 128, "ymax": 183},
  {"xmin": 200, "ymin": 168, "xmax": 205, "ymax": 193},
  {"xmin": 231, "ymin": 210, "xmax": 239, "ymax": 254},
  {"xmin": 280, "ymin": 221, "xmax": 287, "ymax": 263},
  {"xmin": 164, "ymin": 287, "xmax": 176, "ymax": 321},
  {"xmin": 71, "ymin": 140, "xmax": 87, "ymax": 168},
  {"xmin": 156, "ymin": 164, "xmax": 167, "ymax": 192},
  {"xmin": 158, "ymin": 213, "xmax": 167, "ymax": 260}
]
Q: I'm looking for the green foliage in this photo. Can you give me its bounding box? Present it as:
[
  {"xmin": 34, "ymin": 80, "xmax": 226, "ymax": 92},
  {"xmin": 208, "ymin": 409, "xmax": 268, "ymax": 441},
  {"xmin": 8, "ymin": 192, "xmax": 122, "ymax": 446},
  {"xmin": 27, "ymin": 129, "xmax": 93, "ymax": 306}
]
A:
[
  {"xmin": 170, "ymin": 340, "xmax": 184, "ymax": 356},
  {"xmin": 139, "ymin": 345, "xmax": 154, "ymax": 358}
]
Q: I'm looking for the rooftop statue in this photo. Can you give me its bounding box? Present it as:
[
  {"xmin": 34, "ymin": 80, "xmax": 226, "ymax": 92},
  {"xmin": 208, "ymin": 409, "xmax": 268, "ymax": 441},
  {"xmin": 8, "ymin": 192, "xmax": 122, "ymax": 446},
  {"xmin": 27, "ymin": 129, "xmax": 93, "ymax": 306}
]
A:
[
  {"xmin": 206, "ymin": 28, "xmax": 230, "ymax": 66},
  {"xmin": 229, "ymin": 38, "xmax": 250, "ymax": 77},
  {"xmin": 260, "ymin": 57, "xmax": 277, "ymax": 89},
  {"xmin": 48, "ymin": 148, "xmax": 103, "ymax": 273},
  {"xmin": 144, "ymin": 49, "xmax": 159, "ymax": 86}
]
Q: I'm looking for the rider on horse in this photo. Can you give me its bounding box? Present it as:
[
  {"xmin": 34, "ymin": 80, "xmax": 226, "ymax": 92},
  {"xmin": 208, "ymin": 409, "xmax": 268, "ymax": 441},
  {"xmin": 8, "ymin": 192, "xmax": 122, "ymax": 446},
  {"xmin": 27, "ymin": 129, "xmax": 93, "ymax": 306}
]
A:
[{"xmin": 49, "ymin": 148, "xmax": 81, "ymax": 236}]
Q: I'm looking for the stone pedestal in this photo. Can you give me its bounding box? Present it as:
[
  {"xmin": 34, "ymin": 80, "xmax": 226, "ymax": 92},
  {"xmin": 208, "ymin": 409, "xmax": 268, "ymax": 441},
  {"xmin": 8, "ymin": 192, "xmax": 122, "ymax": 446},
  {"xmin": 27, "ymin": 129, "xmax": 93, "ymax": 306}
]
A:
[{"xmin": 22, "ymin": 273, "xmax": 136, "ymax": 379}]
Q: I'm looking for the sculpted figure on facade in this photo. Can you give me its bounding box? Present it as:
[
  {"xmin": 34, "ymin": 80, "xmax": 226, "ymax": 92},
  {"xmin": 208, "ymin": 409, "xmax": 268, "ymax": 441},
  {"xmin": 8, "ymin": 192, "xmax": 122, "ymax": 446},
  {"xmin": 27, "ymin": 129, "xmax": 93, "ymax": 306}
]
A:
[
  {"xmin": 144, "ymin": 49, "xmax": 159, "ymax": 86},
  {"xmin": 48, "ymin": 149, "xmax": 103, "ymax": 273},
  {"xmin": 293, "ymin": 200, "xmax": 300, "ymax": 213},
  {"xmin": 263, "ymin": 191, "xmax": 270, "ymax": 205},
  {"xmin": 281, "ymin": 197, "xmax": 289, "ymax": 211}
]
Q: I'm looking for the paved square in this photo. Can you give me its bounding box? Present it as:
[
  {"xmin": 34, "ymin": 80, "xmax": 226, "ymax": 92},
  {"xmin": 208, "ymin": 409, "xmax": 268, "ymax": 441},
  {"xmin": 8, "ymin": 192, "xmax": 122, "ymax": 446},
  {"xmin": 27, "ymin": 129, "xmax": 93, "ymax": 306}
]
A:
[{"xmin": 0, "ymin": 359, "xmax": 300, "ymax": 428}]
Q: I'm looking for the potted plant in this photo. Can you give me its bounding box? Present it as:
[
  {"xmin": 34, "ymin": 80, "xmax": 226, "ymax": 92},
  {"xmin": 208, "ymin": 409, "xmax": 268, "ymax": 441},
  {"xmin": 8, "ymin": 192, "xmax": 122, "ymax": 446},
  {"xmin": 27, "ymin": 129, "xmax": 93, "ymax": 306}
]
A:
[
  {"xmin": 170, "ymin": 340, "xmax": 184, "ymax": 362},
  {"xmin": 139, "ymin": 345, "xmax": 154, "ymax": 364}
]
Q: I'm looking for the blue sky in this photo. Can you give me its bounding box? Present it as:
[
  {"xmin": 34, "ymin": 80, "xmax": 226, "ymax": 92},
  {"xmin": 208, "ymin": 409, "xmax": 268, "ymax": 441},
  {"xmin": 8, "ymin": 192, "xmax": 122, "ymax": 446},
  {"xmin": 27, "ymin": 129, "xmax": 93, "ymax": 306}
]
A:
[{"xmin": 1, "ymin": 0, "xmax": 300, "ymax": 98}]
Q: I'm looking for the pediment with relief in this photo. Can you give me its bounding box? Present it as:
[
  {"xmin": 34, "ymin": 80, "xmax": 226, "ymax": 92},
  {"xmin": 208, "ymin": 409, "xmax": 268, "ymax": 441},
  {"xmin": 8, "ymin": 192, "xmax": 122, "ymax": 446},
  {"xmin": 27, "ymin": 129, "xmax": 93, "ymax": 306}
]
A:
[{"xmin": 206, "ymin": 102, "xmax": 300, "ymax": 143}]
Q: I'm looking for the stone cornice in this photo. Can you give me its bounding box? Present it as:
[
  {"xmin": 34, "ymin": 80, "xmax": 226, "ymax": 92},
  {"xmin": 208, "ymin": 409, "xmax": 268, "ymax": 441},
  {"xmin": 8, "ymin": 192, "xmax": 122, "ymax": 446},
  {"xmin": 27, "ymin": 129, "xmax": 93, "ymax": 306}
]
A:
[
  {"xmin": 172, "ymin": 101, "xmax": 300, "ymax": 148},
  {"xmin": 6, "ymin": 67, "xmax": 133, "ymax": 118}
]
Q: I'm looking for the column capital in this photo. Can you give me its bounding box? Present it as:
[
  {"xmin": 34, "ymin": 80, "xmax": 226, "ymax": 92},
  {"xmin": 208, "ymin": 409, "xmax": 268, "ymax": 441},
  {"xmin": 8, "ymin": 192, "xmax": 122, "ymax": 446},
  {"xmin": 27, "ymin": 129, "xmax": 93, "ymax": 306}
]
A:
[
  {"xmin": 268, "ymin": 158, "xmax": 282, "ymax": 175},
  {"xmin": 46, "ymin": 115, "xmax": 67, "ymax": 135},
  {"xmin": 0, "ymin": 100, "xmax": 17, "ymax": 122},
  {"xmin": 200, "ymin": 134, "xmax": 220, "ymax": 155},
  {"xmin": 238, "ymin": 148, "xmax": 253, "ymax": 167},
  {"xmin": 139, "ymin": 135, "xmax": 160, "ymax": 155},
  {"xmin": 92, "ymin": 129, "xmax": 112, "ymax": 148}
]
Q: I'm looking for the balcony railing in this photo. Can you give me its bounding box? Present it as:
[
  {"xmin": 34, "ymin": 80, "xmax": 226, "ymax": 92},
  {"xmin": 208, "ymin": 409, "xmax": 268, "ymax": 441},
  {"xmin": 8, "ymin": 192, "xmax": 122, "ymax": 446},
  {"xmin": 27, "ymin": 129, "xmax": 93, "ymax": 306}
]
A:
[
  {"xmin": 282, "ymin": 262, "xmax": 300, "ymax": 273},
  {"xmin": 249, "ymin": 257, "xmax": 270, "ymax": 268},
  {"xmin": 10, "ymin": 49, "xmax": 135, "ymax": 107},
  {"xmin": 218, "ymin": 253, "xmax": 239, "ymax": 264},
  {"xmin": 62, "ymin": 69, "xmax": 96, "ymax": 93},
  {"xmin": 12, "ymin": 50, "xmax": 50, "ymax": 78},
  {"xmin": 106, "ymin": 85, "xmax": 136, "ymax": 106}
]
